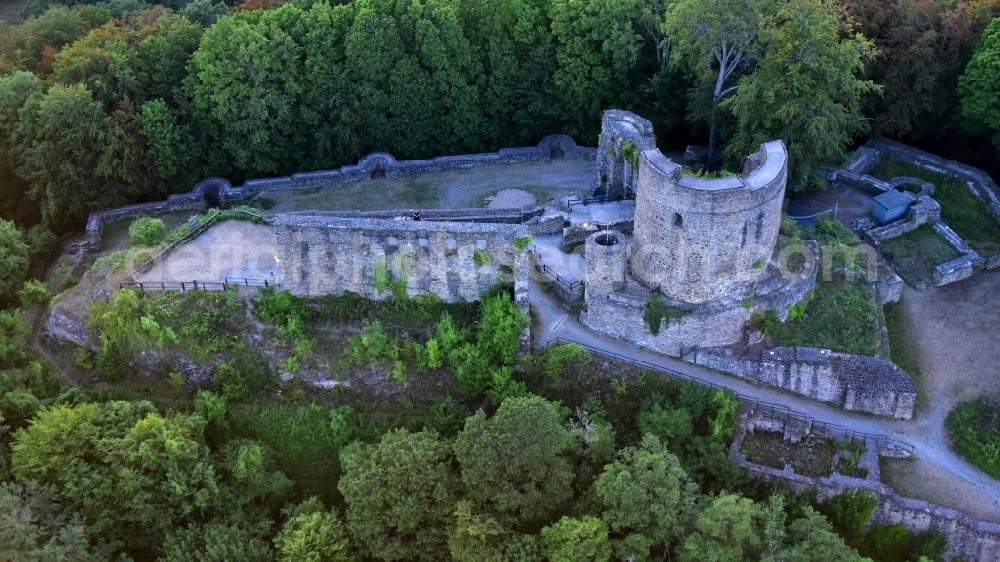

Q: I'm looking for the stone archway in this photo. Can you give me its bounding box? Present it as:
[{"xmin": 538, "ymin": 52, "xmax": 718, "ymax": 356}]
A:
[
  {"xmin": 370, "ymin": 166, "xmax": 386, "ymax": 179},
  {"xmin": 202, "ymin": 183, "xmax": 222, "ymax": 208},
  {"xmin": 549, "ymin": 145, "xmax": 565, "ymax": 160}
]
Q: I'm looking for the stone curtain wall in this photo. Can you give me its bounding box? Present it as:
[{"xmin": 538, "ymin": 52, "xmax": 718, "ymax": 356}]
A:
[
  {"xmin": 592, "ymin": 110, "xmax": 657, "ymax": 199},
  {"xmin": 630, "ymin": 141, "xmax": 788, "ymax": 305},
  {"xmin": 82, "ymin": 135, "xmax": 594, "ymax": 254},
  {"xmin": 272, "ymin": 213, "xmax": 530, "ymax": 309},
  {"xmin": 694, "ymin": 345, "xmax": 916, "ymax": 419}
]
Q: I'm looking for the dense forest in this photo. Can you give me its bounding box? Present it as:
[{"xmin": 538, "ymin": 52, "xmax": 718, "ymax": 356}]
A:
[
  {"xmin": 1, "ymin": 1, "xmax": 999, "ymax": 560},
  {"xmin": 0, "ymin": 0, "xmax": 998, "ymax": 237},
  {"xmin": 0, "ymin": 285, "xmax": 953, "ymax": 561}
]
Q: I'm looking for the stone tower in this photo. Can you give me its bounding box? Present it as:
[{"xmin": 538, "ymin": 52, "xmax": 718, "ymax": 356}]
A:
[
  {"xmin": 584, "ymin": 230, "xmax": 628, "ymax": 297},
  {"xmin": 592, "ymin": 110, "xmax": 657, "ymax": 199},
  {"xmin": 630, "ymin": 141, "xmax": 788, "ymax": 304}
]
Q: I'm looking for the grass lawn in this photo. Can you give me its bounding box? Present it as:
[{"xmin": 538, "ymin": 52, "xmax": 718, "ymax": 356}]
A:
[
  {"xmin": 772, "ymin": 278, "xmax": 880, "ymax": 356},
  {"xmin": 883, "ymin": 300, "xmax": 924, "ymax": 413},
  {"xmin": 98, "ymin": 209, "xmax": 202, "ymax": 253},
  {"xmin": 870, "ymin": 159, "xmax": 1000, "ymax": 256},
  {"xmin": 741, "ymin": 431, "xmax": 837, "ymax": 477},
  {"xmin": 253, "ymin": 179, "xmax": 441, "ymax": 212},
  {"xmin": 945, "ymin": 395, "xmax": 1000, "ymax": 480},
  {"xmin": 879, "ymin": 224, "xmax": 961, "ymax": 285}
]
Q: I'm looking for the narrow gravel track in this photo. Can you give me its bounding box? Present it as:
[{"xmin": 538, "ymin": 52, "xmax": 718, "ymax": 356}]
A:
[{"xmin": 528, "ymin": 277, "xmax": 1000, "ymax": 520}]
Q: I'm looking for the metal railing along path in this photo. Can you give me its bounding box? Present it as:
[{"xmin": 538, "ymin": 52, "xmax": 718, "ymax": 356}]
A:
[{"xmin": 118, "ymin": 278, "xmax": 273, "ymax": 293}]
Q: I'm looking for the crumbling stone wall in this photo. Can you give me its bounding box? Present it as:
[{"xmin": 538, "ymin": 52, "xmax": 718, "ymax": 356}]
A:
[
  {"xmin": 592, "ymin": 110, "xmax": 656, "ymax": 199},
  {"xmin": 865, "ymin": 138, "xmax": 1000, "ymax": 220},
  {"xmin": 733, "ymin": 431, "xmax": 998, "ymax": 561},
  {"xmin": 630, "ymin": 141, "xmax": 788, "ymax": 305},
  {"xmin": 272, "ymin": 214, "xmax": 530, "ymax": 310},
  {"xmin": 694, "ymin": 345, "xmax": 916, "ymax": 418}
]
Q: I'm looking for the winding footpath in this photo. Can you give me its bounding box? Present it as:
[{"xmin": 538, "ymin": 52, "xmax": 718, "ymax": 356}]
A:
[{"xmin": 527, "ymin": 278, "xmax": 1000, "ymax": 520}]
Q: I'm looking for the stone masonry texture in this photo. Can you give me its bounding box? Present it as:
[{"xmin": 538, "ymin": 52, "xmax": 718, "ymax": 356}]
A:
[{"xmin": 630, "ymin": 140, "xmax": 788, "ymax": 305}]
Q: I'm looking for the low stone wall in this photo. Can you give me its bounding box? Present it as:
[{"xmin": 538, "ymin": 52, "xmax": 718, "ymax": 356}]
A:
[
  {"xmin": 231, "ymin": 134, "xmax": 594, "ymax": 197},
  {"xmin": 559, "ymin": 217, "xmax": 634, "ymax": 252},
  {"xmin": 741, "ymin": 463, "xmax": 1000, "ymax": 561},
  {"xmin": 694, "ymin": 345, "xmax": 916, "ymax": 419},
  {"xmin": 876, "ymin": 260, "xmax": 904, "ymax": 304},
  {"xmin": 931, "ymin": 222, "xmax": 983, "ymax": 286},
  {"xmin": 867, "ymin": 137, "xmax": 1000, "ymax": 220},
  {"xmin": 82, "ymin": 135, "xmax": 594, "ymax": 255},
  {"xmin": 864, "ymin": 195, "xmax": 939, "ymax": 244}
]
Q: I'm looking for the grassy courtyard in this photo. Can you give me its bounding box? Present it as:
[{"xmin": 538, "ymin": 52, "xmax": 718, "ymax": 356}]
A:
[
  {"xmin": 870, "ymin": 159, "xmax": 1000, "ymax": 256},
  {"xmin": 879, "ymin": 224, "xmax": 961, "ymax": 285},
  {"xmin": 772, "ymin": 278, "xmax": 880, "ymax": 356}
]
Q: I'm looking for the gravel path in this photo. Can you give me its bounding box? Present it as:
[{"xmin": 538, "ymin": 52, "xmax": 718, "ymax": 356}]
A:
[{"xmin": 528, "ymin": 275, "xmax": 1000, "ymax": 521}]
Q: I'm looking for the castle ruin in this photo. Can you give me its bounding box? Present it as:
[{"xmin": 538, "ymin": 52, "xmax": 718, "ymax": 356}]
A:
[{"xmin": 582, "ymin": 110, "xmax": 817, "ymax": 356}]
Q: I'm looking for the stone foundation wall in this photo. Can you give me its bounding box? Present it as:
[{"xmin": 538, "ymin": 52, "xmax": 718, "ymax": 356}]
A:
[
  {"xmin": 272, "ymin": 214, "xmax": 530, "ymax": 310},
  {"xmin": 866, "ymin": 138, "xmax": 1000, "ymax": 220},
  {"xmin": 740, "ymin": 464, "xmax": 1000, "ymax": 561},
  {"xmin": 582, "ymin": 242, "xmax": 818, "ymax": 357}
]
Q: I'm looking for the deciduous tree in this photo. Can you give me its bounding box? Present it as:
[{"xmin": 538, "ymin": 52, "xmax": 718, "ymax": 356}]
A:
[
  {"xmin": 959, "ymin": 17, "xmax": 1000, "ymax": 150},
  {"xmin": 0, "ymin": 219, "xmax": 29, "ymax": 305},
  {"xmin": 594, "ymin": 434, "xmax": 698, "ymax": 561},
  {"xmin": 726, "ymin": 0, "xmax": 878, "ymax": 190},
  {"xmin": 454, "ymin": 395, "xmax": 574, "ymax": 527},
  {"xmin": 540, "ymin": 515, "xmax": 612, "ymax": 562},
  {"xmin": 339, "ymin": 428, "xmax": 459, "ymax": 561}
]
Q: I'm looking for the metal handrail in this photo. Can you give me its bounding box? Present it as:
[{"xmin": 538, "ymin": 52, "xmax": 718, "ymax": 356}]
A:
[
  {"xmin": 565, "ymin": 192, "xmax": 634, "ymax": 210},
  {"xmin": 543, "ymin": 336, "xmax": 915, "ymax": 456},
  {"xmin": 129, "ymin": 209, "xmax": 222, "ymax": 281},
  {"xmin": 118, "ymin": 277, "xmax": 272, "ymax": 293},
  {"xmin": 535, "ymin": 263, "xmax": 582, "ymax": 291},
  {"xmin": 128, "ymin": 208, "xmax": 268, "ymax": 282}
]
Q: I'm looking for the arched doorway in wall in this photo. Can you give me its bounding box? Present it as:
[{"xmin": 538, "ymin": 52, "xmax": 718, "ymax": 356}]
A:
[
  {"xmin": 202, "ymin": 183, "xmax": 222, "ymax": 208},
  {"xmin": 550, "ymin": 145, "xmax": 565, "ymax": 160},
  {"xmin": 370, "ymin": 166, "xmax": 386, "ymax": 179}
]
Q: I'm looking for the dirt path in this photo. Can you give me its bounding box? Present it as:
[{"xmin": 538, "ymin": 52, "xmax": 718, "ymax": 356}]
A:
[
  {"xmin": 528, "ymin": 274, "xmax": 1000, "ymax": 521},
  {"xmin": 881, "ymin": 272, "xmax": 1000, "ymax": 517}
]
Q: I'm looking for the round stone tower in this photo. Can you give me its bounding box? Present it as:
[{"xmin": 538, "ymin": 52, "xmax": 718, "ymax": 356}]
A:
[
  {"xmin": 584, "ymin": 230, "xmax": 627, "ymax": 297},
  {"xmin": 630, "ymin": 141, "xmax": 788, "ymax": 304}
]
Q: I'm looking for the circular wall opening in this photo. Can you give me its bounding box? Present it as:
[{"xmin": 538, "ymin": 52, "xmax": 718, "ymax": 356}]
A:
[{"xmin": 594, "ymin": 233, "xmax": 620, "ymax": 247}]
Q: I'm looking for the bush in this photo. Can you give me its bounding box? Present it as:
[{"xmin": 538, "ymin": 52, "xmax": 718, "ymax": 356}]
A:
[
  {"xmin": 541, "ymin": 343, "xmax": 589, "ymax": 380},
  {"xmin": 18, "ymin": 280, "xmax": 50, "ymax": 306},
  {"xmin": 817, "ymin": 488, "xmax": 878, "ymax": 544},
  {"xmin": 128, "ymin": 216, "xmax": 166, "ymax": 246},
  {"xmin": 945, "ymin": 395, "xmax": 1000, "ymax": 479},
  {"xmin": 212, "ymin": 349, "xmax": 279, "ymax": 401}
]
